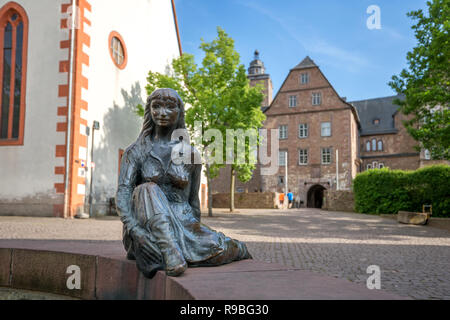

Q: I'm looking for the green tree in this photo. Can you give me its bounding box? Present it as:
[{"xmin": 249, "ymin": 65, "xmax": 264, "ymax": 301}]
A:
[
  {"xmin": 389, "ymin": 0, "xmax": 450, "ymax": 160},
  {"xmin": 138, "ymin": 27, "xmax": 265, "ymax": 215}
]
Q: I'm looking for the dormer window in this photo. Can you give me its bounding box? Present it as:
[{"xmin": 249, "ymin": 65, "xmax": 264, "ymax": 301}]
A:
[
  {"xmin": 301, "ymin": 73, "xmax": 309, "ymax": 84},
  {"xmin": 289, "ymin": 95, "xmax": 297, "ymax": 107},
  {"xmin": 312, "ymin": 92, "xmax": 322, "ymax": 106}
]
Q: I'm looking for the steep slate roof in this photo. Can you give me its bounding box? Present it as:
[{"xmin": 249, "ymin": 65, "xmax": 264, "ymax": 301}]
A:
[
  {"xmin": 292, "ymin": 56, "xmax": 317, "ymax": 70},
  {"xmin": 350, "ymin": 95, "xmax": 405, "ymax": 136}
]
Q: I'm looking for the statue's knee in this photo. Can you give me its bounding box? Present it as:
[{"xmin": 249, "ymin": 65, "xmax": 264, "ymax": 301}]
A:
[
  {"xmin": 144, "ymin": 182, "xmax": 162, "ymax": 191},
  {"xmin": 135, "ymin": 182, "xmax": 161, "ymax": 195}
]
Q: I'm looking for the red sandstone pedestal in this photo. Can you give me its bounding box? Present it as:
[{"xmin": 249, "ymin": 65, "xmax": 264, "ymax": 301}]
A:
[{"xmin": 0, "ymin": 239, "xmax": 408, "ymax": 300}]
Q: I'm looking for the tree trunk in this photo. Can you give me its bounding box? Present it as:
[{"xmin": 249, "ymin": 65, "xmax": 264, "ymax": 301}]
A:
[
  {"xmin": 206, "ymin": 164, "xmax": 213, "ymax": 217},
  {"xmin": 230, "ymin": 166, "xmax": 235, "ymax": 212}
]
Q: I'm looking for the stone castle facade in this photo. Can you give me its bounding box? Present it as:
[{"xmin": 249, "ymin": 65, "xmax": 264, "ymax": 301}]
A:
[{"xmin": 212, "ymin": 52, "xmax": 440, "ymax": 208}]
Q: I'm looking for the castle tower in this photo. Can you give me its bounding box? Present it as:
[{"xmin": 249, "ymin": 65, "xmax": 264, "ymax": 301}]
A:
[{"xmin": 248, "ymin": 50, "xmax": 273, "ymax": 108}]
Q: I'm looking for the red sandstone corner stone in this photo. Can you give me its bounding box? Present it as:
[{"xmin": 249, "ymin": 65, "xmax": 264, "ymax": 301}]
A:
[
  {"xmin": 10, "ymin": 249, "xmax": 96, "ymax": 300},
  {"xmin": 96, "ymin": 257, "xmax": 166, "ymax": 300},
  {"xmin": 0, "ymin": 248, "xmax": 11, "ymax": 286},
  {"xmin": 96, "ymin": 257, "xmax": 141, "ymax": 300},
  {"xmin": 165, "ymin": 275, "xmax": 195, "ymax": 300}
]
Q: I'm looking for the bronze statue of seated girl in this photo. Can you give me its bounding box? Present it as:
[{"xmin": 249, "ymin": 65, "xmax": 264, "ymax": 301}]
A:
[{"xmin": 116, "ymin": 88, "xmax": 252, "ymax": 278}]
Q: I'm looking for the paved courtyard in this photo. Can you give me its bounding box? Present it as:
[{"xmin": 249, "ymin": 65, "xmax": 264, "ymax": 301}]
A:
[{"xmin": 1, "ymin": 209, "xmax": 449, "ymax": 300}]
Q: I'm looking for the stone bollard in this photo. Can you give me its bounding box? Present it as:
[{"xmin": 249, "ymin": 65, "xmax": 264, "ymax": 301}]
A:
[{"xmin": 397, "ymin": 211, "xmax": 431, "ymax": 225}]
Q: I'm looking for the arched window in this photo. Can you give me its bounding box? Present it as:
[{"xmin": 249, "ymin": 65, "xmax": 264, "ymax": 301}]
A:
[
  {"xmin": 372, "ymin": 139, "xmax": 376, "ymax": 152},
  {"xmin": 366, "ymin": 141, "xmax": 371, "ymax": 152},
  {"xmin": 377, "ymin": 140, "xmax": 383, "ymax": 151},
  {"xmin": 0, "ymin": 3, "xmax": 28, "ymax": 146}
]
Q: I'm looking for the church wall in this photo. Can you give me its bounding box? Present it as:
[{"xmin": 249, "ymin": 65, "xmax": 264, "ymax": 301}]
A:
[
  {"xmin": 0, "ymin": 0, "xmax": 68, "ymax": 216},
  {"xmin": 0, "ymin": 0, "xmax": 182, "ymax": 216},
  {"xmin": 82, "ymin": 0, "xmax": 181, "ymax": 215}
]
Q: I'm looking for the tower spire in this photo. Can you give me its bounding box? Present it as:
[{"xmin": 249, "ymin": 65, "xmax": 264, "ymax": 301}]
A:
[
  {"xmin": 248, "ymin": 49, "xmax": 265, "ymax": 75},
  {"xmin": 247, "ymin": 50, "xmax": 273, "ymax": 107}
]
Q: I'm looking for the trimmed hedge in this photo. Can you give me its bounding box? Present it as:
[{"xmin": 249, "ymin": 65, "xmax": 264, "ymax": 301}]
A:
[{"xmin": 353, "ymin": 165, "xmax": 450, "ymax": 217}]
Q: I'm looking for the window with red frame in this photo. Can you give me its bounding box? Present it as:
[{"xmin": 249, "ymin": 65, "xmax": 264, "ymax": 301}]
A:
[{"xmin": 0, "ymin": 4, "xmax": 28, "ymax": 145}]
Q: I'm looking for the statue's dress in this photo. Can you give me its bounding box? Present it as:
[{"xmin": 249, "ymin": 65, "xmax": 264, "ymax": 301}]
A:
[{"xmin": 116, "ymin": 137, "xmax": 251, "ymax": 278}]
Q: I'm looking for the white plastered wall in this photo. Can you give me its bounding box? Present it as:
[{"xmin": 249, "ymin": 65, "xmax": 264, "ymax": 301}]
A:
[
  {"xmin": 0, "ymin": 0, "xmax": 68, "ymax": 215},
  {"xmin": 84, "ymin": 0, "xmax": 180, "ymax": 213}
]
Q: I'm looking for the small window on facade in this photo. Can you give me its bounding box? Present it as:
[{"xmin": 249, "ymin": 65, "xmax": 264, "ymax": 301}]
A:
[
  {"xmin": 377, "ymin": 140, "xmax": 383, "ymax": 151},
  {"xmin": 109, "ymin": 32, "xmax": 127, "ymax": 69},
  {"xmin": 321, "ymin": 122, "xmax": 331, "ymax": 137},
  {"xmin": 424, "ymin": 149, "xmax": 431, "ymax": 160},
  {"xmin": 299, "ymin": 149, "xmax": 308, "ymax": 165},
  {"xmin": 279, "ymin": 150, "xmax": 287, "ymax": 166},
  {"xmin": 379, "ymin": 163, "xmax": 385, "ymax": 169},
  {"xmin": 298, "ymin": 123, "xmax": 308, "ymax": 138},
  {"xmin": 236, "ymin": 187, "xmax": 245, "ymax": 193},
  {"xmin": 372, "ymin": 139, "xmax": 376, "ymax": 151},
  {"xmin": 372, "ymin": 161, "xmax": 378, "ymax": 169},
  {"xmin": 367, "ymin": 164, "xmax": 372, "ymax": 170},
  {"xmin": 301, "ymin": 73, "xmax": 309, "ymax": 84},
  {"xmin": 279, "ymin": 125, "xmax": 288, "ymax": 139},
  {"xmin": 321, "ymin": 148, "xmax": 332, "ymax": 164},
  {"xmin": 289, "ymin": 95, "xmax": 297, "ymax": 108},
  {"xmin": 312, "ymin": 92, "xmax": 322, "ymax": 106},
  {"xmin": 366, "ymin": 141, "xmax": 371, "ymax": 152},
  {"xmin": 373, "ymin": 119, "xmax": 380, "ymax": 125},
  {"xmin": 278, "ymin": 176, "xmax": 285, "ymax": 185}
]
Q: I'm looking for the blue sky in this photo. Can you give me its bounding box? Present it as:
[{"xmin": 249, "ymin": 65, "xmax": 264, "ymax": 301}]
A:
[{"xmin": 173, "ymin": 0, "xmax": 428, "ymax": 102}]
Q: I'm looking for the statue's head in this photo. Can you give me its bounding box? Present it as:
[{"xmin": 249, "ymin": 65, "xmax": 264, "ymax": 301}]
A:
[{"xmin": 141, "ymin": 88, "xmax": 186, "ymax": 138}]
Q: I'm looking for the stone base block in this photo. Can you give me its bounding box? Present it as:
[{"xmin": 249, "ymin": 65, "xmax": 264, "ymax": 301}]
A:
[
  {"xmin": 0, "ymin": 240, "xmax": 409, "ymax": 300},
  {"xmin": 398, "ymin": 211, "xmax": 431, "ymax": 225}
]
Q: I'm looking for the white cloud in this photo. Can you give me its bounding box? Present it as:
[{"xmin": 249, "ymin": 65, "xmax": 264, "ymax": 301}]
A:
[{"xmin": 237, "ymin": 1, "xmax": 370, "ymax": 72}]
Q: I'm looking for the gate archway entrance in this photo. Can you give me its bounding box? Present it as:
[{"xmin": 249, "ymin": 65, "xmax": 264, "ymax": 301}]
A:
[{"xmin": 307, "ymin": 184, "xmax": 326, "ymax": 208}]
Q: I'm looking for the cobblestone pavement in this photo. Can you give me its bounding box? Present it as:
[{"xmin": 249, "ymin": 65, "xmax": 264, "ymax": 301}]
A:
[{"xmin": 1, "ymin": 209, "xmax": 449, "ymax": 300}]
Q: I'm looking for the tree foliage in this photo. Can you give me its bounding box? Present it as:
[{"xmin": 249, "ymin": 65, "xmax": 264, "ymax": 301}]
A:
[
  {"xmin": 138, "ymin": 27, "xmax": 265, "ymax": 212},
  {"xmin": 389, "ymin": 0, "xmax": 450, "ymax": 160},
  {"xmin": 353, "ymin": 165, "xmax": 450, "ymax": 217}
]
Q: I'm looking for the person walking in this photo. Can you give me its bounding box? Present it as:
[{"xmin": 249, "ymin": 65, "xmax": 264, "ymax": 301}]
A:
[
  {"xmin": 287, "ymin": 190, "xmax": 294, "ymax": 209},
  {"xmin": 279, "ymin": 192, "xmax": 285, "ymax": 209}
]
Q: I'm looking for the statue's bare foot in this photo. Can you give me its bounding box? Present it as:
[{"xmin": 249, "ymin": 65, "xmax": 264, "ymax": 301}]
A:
[
  {"xmin": 166, "ymin": 261, "xmax": 187, "ymax": 277},
  {"xmin": 162, "ymin": 245, "xmax": 187, "ymax": 277}
]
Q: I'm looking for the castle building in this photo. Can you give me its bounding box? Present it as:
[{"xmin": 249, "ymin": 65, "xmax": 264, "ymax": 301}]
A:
[
  {"xmin": 212, "ymin": 52, "xmax": 442, "ymax": 208},
  {"xmin": 0, "ymin": 0, "xmax": 183, "ymax": 217},
  {"xmin": 259, "ymin": 56, "xmax": 360, "ymax": 208}
]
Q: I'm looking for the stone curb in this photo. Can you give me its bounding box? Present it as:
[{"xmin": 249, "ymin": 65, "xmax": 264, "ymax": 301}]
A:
[{"xmin": 0, "ymin": 240, "xmax": 410, "ymax": 300}]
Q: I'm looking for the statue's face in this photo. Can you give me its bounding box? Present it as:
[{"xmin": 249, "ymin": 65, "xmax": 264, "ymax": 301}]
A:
[{"xmin": 150, "ymin": 96, "xmax": 180, "ymax": 128}]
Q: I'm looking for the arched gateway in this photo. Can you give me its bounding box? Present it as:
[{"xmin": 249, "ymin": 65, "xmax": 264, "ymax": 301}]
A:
[{"xmin": 307, "ymin": 184, "xmax": 326, "ymax": 208}]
